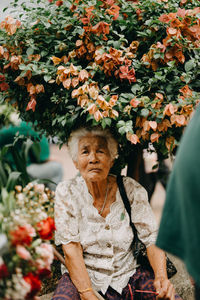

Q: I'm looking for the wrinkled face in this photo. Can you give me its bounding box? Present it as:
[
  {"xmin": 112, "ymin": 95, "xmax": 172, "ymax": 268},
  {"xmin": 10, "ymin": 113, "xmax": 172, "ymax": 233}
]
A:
[{"xmin": 74, "ymin": 135, "xmax": 113, "ymax": 182}]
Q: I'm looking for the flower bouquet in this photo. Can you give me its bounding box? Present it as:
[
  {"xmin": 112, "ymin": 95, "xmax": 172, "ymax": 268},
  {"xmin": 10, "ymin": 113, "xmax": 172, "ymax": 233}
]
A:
[{"xmin": 0, "ymin": 183, "xmax": 55, "ymax": 300}]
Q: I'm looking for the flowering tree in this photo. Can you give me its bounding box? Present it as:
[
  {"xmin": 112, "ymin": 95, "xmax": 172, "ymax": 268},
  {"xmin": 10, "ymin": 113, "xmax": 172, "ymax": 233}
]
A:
[
  {"xmin": 0, "ymin": 0, "xmax": 200, "ymax": 172},
  {"xmin": 0, "ymin": 183, "xmax": 55, "ymax": 299}
]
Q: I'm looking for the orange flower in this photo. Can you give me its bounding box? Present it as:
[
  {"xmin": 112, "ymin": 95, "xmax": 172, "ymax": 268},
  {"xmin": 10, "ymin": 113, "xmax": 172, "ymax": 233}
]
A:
[
  {"xmin": 156, "ymin": 42, "xmax": 166, "ymax": 53},
  {"xmin": 170, "ymin": 114, "xmax": 186, "ymax": 127},
  {"xmin": 129, "ymin": 41, "xmax": 139, "ymax": 53},
  {"xmin": 126, "ymin": 132, "xmax": 140, "ymax": 144},
  {"xmin": 71, "ymin": 77, "xmax": 79, "ymax": 88},
  {"xmin": 26, "ymin": 96, "xmax": 37, "ymax": 112},
  {"xmin": 118, "ymin": 66, "xmax": 136, "ymax": 83},
  {"xmin": 94, "ymin": 110, "xmax": 103, "ymax": 121},
  {"xmin": 79, "ymin": 69, "xmax": 89, "ymax": 82},
  {"xmin": 89, "ymin": 86, "xmax": 99, "ymax": 100},
  {"xmin": 87, "ymin": 103, "xmax": 98, "ymax": 115},
  {"xmin": 157, "ymin": 119, "xmax": 171, "ymax": 132},
  {"xmin": 109, "ymin": 109, "xmax": 119, "ymax": 119},
  {"xmin": 0, "ymin": 46, "xmax": 4, "ymax": 56},
  {"xmin": 91, "ymin": 22, "xmax": 110, "ymax": 40},
  {"xmin": 149, "ymin": 121, "xmax": 157, "ymax": 131},
  {"xmin": 179, "ymin": 85, "xmax": 193, "ymax": 97},
  {"xmin": 106, "ymin": 5, "xmax": 120, "ymax": 20},
  {"xmin": 27, "ymin": 83, "xmax": 36, "ymax": 95},
  {"xmin": 96, "ymin": 95, "xmax": 110, "ymax": 110},
  {"xmin": 130, "ymin": 98, "xmax": 140, "ymax": 108},
  {"xmin": 10, "ymin": 55, "xmax": 22, "ymax": 70},
  {"xmin": 63, "ymin": 78, "xmax": 71, "ymax": 89},
  {"xmin": 166, "ymin": 27, "xmax": 181, "ymax": 39},
  {"xmin": 77, "ymin": 94, "xmax": 89, "ymax": 107},
  {"xmin": 159, "ymin": 13, "xmax": 177, "ymax": 23},
  {"xmin": 0, "ymin": 16, "xmax": 21, "ymax": 35},
  {"xmin": 109, "ymin": 95, "xmax": 118, "ymax": 106},
  {"xmin": 51, "ymin": 56, "xmax": 62, "ymax": 65},
  {"xmin": 35, "ymin": 84, "xmax": 45, "ymax": 94},
  {"xmin": 163, "ymin": 103, "xmax": 178, "ymax": 116},
  {"xmin": 150, "ymin": 132, "xmax": 160, "ymax": 143},
  {"xmin": 165, "ymin": 136, "xmax": 175, "ymax": 151}
]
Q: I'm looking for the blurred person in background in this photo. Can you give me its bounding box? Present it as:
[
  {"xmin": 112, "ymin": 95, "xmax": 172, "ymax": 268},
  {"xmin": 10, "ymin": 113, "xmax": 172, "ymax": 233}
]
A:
[
  {"xmin": 0, "ymin": 120, "xmax": 63, "ymax": 190},
  {"xmin": 156, "ymin": 104, "xmax": 200, "ymax": 300}
]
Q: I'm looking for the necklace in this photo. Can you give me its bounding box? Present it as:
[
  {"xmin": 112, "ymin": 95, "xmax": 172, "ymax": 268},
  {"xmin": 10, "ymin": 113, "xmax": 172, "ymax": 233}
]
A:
[{"xmin": 99, "ymin": 178, "xmax": 109, "ymax": 216}]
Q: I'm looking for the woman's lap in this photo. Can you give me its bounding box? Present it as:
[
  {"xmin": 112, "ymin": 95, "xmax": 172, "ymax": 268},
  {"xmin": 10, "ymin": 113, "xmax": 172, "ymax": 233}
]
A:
[{"xmin": 52, "ymin": 267, "xmax": 182, "ymax": 300}]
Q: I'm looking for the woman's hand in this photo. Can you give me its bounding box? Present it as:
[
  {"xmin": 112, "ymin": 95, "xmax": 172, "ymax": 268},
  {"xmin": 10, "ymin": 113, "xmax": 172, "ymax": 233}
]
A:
[
  {"xmin": 154, "ymin": 276, "xmax": 175, "ymax": 300},
  {"xmin": 79, "ymin": 290, "xmax": 101, "ymax": 300}
]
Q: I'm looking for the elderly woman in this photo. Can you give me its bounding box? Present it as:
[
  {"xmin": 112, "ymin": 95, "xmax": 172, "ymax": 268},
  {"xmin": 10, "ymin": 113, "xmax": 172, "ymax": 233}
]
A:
[{"xmin": 53, "ymin": 127, "xmax": 181, "ymax": 300}]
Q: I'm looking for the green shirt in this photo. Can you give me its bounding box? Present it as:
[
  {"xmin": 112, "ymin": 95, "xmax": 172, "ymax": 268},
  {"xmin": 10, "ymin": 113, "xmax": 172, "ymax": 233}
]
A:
[
  {"xmin": 156, "ymin": 104, "xmax": 200, "ymax": 285},
  {"xmin": 0, "ymin": 121, "xmax": 50, "ymax": 166}
]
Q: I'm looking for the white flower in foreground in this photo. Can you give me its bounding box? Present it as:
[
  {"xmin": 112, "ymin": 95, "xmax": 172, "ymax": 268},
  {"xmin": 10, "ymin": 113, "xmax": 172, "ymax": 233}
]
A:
[
  {"xmin": 9, "ymin": 112, "xmax": 20, "ymax": 125},
  {"xmin": 5, "ymin": 273, "xmax": 31, "ymax": 300}
]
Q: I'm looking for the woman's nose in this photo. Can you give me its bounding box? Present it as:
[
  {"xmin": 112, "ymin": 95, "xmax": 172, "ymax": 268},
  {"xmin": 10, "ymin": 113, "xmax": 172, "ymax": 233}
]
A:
[{"xmin": 89, "ymin": 151, "xmax": 98, "ymax": 163}]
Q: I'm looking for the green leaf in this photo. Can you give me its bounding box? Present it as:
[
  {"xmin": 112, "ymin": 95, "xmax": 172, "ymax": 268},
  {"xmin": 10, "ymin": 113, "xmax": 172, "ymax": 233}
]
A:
[
  {"xmin": 26, "ymin": 47, "xmax": 34, "ymax": 56},
  {"xmin": 184, "ymin": 60, "xmax": 195, "ymax": 72},
  {"xmin": 6, "ymin": 172, "xmax": 21, "ymax": 192},
  {"xmin": 44, "ymin": 75, "xmax": 52, "ymax": 82},
  {"xmin": 140, "ymin": 108, "xmax": 149, "ymax": 117},
  {"xmin": 131, "ymin": 84, "xmax": 140, "ymax": 94}
]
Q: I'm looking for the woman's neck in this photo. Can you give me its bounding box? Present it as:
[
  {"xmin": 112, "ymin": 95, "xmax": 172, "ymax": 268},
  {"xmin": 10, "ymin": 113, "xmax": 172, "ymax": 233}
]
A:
[{"xmin": 86, "ymin": 177, "xmax": 108, "ymax": 202}]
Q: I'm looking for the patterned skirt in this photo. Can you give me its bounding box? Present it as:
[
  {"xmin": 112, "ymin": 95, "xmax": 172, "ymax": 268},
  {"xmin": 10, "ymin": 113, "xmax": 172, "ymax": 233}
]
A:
[{"xmin": 52, "ymin": 266, "xmax": 182, "ymax": 300}]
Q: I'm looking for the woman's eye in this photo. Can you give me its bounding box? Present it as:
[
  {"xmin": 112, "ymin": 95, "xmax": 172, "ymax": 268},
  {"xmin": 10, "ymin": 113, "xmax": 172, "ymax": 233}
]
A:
[
  {"xmin": 82, "ymin": 150, "xmax": 88, "ymax": 154},
  {"xmin": 97, "ymin": 149, "xmax": 104, "ymax": 153}
]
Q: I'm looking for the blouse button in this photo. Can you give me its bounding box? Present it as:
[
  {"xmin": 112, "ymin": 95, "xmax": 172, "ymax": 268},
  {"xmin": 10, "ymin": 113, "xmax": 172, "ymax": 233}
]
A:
[
  {"xmin": 106, "ymin": 243, "xmax": 112, "ymax": 248},
  {"xmin": 105, "ymin": 225, "xmax": 110, "ymax": 230}
]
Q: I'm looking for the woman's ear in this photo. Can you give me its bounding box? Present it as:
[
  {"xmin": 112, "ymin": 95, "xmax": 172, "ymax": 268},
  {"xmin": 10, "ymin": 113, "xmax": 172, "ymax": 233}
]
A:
[
  {"xmin": 73, "ymin": 160, "xmax": 79, "ymax": 170},
  {"xmin": 110, "ymin": 159, "xmax": 115, "ymax": 169}
]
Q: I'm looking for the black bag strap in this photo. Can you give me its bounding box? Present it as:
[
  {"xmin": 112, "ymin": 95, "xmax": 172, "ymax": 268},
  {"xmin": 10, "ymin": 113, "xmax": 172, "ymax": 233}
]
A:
[{"xmin": 116, "ymin": 175, "xmax": 138, "ymax": 241}]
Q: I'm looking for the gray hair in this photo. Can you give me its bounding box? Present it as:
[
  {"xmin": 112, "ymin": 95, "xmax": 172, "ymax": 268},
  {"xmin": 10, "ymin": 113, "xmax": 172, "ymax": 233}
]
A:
[{"xmin": 68, "ymin": 127, "xmax": 118, "ymax": 162}]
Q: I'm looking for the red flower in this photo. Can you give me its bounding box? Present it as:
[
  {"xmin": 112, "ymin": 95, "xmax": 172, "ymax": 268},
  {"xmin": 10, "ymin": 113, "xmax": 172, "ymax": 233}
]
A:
[
  {"xmin": 37, "ymin": 217, "xmax": 56, "ymax": 240},
  {"xmin": 0, "ymin": 264, "xmax": 9, "ymax": 279},
  {"xmin": 0, "ymin": 82, "xmax": 9, "ymax": 91},
  {"xmin": 119, "ymin": 66, "xmax": 136, "ymax": 83},
  {"xmin": 10, "ymin": 226, "xmax": 34, "ymax": 246},
  {"xmin": 0, "ymin": 75, "xmax": 5, "ymax": 81},
  {"xmin": 127, "ymin": 68, "xmax": 136, "ymax": 84},
  {"xmin": 37, "ymin": 268, "xmax": 51, "ymax": 279},
  {"xmin": 55, "ymin": 0, "xmax": 63, "ymax": 6},
  {"xmin": 24, "ymin": 273, "xmax": 41, "ymax": 299},
  {"xmin": 119, "ymin": 65, "xmax": 129, "ymax": 80}
]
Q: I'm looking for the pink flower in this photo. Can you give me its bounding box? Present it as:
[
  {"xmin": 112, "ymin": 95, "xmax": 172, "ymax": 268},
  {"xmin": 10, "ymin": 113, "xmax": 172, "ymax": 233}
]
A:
[
  {"xmin": 35, "ymin": 243, "xmax": 54, "ymax": 270},
  {"xmin": 16, "ymin": 245, "xmax": 32, "ymax": 260}
]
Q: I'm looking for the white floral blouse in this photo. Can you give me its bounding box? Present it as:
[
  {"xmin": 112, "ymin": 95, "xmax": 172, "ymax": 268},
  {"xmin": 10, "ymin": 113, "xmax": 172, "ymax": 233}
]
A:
[{"xmin": 54, "ymin": 175, "xmax": 158, "ymax": 295}]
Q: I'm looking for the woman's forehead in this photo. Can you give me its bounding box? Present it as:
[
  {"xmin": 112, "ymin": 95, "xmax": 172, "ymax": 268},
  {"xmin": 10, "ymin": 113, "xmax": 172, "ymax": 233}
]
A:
[{"xmin": 79, "ymin": 135, "xmax": 107, "ymax": 148}]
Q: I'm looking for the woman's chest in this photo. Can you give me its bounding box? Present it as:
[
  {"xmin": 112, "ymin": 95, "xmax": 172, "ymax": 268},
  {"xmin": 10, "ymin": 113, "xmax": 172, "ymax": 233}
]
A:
[{"xmin": 78, "ymin": 198, "xmax": 133, "ymax": 249}]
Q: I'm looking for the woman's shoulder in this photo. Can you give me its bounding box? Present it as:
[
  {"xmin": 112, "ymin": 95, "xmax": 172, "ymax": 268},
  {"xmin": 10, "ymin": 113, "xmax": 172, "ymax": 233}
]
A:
[
  {"xmin": 55, "ymin": 174, "xmax": 84, "ymax": 197},
  {"xmin": 122, "ymin": 176, "xmax": 148, "ymax": 203},
  {"xmin": 123, "ymin": 176, "xmax": 145, "ymax": 191}
]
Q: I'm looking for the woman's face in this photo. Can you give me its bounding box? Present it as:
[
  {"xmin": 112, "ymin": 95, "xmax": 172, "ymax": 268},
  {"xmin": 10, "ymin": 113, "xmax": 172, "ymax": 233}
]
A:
[{"xmin": 74, "ymin": 135, "xmax": 113, "ymax": 182}]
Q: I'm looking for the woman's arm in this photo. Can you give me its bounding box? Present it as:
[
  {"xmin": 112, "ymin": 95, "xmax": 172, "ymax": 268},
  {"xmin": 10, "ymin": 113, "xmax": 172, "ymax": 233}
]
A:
[
  {"xmin": 147, "ymin": 244, "xmax": 175, "ymax": 299},
  {"xmin": 62, "ymin": 242, "xmax": 99, "ymax": 300}
]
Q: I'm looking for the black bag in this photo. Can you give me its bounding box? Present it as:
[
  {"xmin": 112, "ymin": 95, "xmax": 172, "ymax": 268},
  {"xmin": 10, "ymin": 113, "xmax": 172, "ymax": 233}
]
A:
[{"xmin": 117, "ymin": 175, "xmax": 177, "ymax": 279}]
